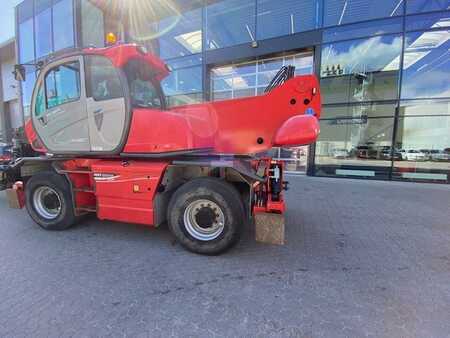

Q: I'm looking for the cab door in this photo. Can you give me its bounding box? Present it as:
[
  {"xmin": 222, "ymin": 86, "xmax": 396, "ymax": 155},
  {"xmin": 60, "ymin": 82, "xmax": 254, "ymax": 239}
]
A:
[
  {"xmin": 84, "ymin": 55, "xmax": 127, "ymax": 153},
  {"xmin": 32, "ymin": 56, "xmax": 90, "ymax": 153}
]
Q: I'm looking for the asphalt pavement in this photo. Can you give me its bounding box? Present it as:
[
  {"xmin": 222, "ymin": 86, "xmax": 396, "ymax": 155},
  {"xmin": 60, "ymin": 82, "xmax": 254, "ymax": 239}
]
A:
[{"xmin": 0, "ymin": 176, "xmax": 449, "ymax": 337}]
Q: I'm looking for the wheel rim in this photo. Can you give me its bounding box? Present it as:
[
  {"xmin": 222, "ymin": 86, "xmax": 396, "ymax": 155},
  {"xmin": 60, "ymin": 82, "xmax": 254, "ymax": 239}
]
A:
[
  {"xmin": 33, "ymin": 186, "xmax": 62, "ymax": 220},
  {"xmin": 183, "ymin": 199, "xmax": 225, "ymax": 241}
]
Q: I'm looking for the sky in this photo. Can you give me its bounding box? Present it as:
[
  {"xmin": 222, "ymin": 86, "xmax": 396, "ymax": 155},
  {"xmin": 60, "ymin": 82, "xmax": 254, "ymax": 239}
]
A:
[{"xmin": 0, "ymin": 0, "xmax": 22, "ymax": 44}]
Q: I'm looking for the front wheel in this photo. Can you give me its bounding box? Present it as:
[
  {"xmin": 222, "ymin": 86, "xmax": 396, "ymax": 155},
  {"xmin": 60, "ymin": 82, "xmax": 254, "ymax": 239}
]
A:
[
  {"xmin": 167, "ymin": 177, "xmax": 245, "ymax": 255},
  {"xmin": 25, "ymin": 171, "xmax": 77, "ymax": 231}
]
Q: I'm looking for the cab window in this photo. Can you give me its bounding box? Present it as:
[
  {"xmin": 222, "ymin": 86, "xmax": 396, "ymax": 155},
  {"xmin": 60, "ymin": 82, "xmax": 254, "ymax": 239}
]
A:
[
  {"xmin": 35, "ymin": 84, "xmax": 45, "ymax": 117},
  {"xmin": 124, "ymin": 59, "xmax": 164, "ymax": 109},
  {"xmin": 45, "ymin": 61, "xmax": 81, "ymax": 109},
  {"xmin": 85, "ymin": 55, "xmax": 124, "ymax": 101}
]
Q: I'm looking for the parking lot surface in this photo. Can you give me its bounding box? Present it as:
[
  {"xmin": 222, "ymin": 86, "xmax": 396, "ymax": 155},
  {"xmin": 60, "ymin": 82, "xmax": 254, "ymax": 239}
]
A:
[{"xmin": 0, "ymin": 176, "xmax": 449, "ymax": 337}]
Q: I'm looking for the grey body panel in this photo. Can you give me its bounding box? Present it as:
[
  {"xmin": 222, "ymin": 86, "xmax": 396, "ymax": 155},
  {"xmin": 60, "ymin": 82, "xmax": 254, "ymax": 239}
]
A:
[
  {"xmin": 87, "ymin": 97, "xmax": 126, "ymax": 152},
  {"xmin": 32, "ymin": 56, "xmax": 90, "ymax": 152},
  {"xmin": 30, "ymin": 54, "xmax": 128, "ymax": 155}
]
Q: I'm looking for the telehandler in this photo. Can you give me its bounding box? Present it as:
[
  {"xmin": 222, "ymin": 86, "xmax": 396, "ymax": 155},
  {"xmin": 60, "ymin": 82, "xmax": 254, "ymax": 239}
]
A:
[{"xmin": 1, "ymin": 43, "xmax": 320, "ymax": 254}]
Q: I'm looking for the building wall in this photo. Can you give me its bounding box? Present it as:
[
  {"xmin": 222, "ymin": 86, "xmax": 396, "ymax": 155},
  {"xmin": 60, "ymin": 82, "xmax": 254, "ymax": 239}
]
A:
[
  {"xmin": 129, "ymin": 0, "xmax": 450, "ymax": 183},
  {"xmin": 0, "ymin": 39, "xmax": 19, "ymax": 143},
  {"xmin": 1, "ymin": 59, "xmax": 19, "ymax": 102},
  {"xmin": 15, "ymin": 0, "xmax": 450, "ymax": 183}
]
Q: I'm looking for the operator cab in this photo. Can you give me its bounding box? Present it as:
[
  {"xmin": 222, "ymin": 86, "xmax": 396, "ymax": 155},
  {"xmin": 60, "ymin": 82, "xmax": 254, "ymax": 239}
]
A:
[
  {"xmin": 124, "ymin": 59, "xmax": 165, "ymax": 110},
  {"xmin": 29, "ymin": 44, "xmax": 167, "ymax": 155}
]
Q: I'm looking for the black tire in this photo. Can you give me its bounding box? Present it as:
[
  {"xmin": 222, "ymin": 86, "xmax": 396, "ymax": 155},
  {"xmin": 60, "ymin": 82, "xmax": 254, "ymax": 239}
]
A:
[
  {"xmin": 25, "ymin": 171, "xmax": 77, "ymax": 231},
  {"xmin": 167, "ymin": 177, "xmax": 245, "ymax": 255}
]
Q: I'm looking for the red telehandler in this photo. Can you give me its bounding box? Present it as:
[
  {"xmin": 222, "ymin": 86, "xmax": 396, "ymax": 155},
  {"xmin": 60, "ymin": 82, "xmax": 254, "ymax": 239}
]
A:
[{"xmin": 1, "ymin": 43, "xmax": 321, "ymax": 255}]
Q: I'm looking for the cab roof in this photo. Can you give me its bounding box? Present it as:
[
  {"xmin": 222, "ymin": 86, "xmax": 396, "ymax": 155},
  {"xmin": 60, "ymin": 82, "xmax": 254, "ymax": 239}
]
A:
[{"xmin": 84, "ymin": 44, "xmax": 170, "ymax": 81}]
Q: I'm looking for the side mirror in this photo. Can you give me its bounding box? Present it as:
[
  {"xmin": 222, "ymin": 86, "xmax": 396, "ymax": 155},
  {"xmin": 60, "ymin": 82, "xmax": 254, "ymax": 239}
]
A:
[{"xmin": 13, "ymin": 65, "xmax": 26, "ymax": 82}]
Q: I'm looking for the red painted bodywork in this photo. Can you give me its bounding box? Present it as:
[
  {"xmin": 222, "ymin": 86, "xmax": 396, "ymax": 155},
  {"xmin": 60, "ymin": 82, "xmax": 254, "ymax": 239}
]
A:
[
  {"xmin": 21, "ymin": 44, "xmax": 322, "ymax": 227},
  {"xmin": 26, "ymin": 44, "xmax": 321, "ymax": 156},
  {"xmin": 124, "ymin": 75, "xmax": 321, "ymax": 155},
  {"xmin": 92, "ymin": 160, "xmax": 168, "ymax": 225},
  {"xmin": 86, "ymin": 44, "xmax": 170, "ymax": 81},
  {"xmin": 25, "ymin": 117, "xmax": 47, "ymax": 153}
]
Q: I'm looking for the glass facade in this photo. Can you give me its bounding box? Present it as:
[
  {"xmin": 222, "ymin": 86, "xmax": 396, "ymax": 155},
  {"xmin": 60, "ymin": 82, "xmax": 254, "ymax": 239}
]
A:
[
  {"xmin": 17, "ymin": 0, "xmax": 76, "ymax": 117},
  {"xmin": 256, "ymin": 0, "xmax": 321, "ymax": 40},
  {"xmin": 15, "ymin": 0, "xmax": 450, "ymax": 182},
  {"xmin": 315, "ymin": 1, "xmax": 450, "ymax": 183},
  {"xmin": 205, "ymin": 0, "xmax": 256, "ymax": 49}
]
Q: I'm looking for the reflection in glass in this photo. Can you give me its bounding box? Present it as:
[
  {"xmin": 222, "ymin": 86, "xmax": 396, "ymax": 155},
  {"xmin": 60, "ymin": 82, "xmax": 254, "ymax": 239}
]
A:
[
  {"xmin": 256, "ymin": 0, "xmax": 320, "ymax": 40},
  {"xmin": 206, "ymin": 0, "xmax": 256, "ymax": 49},
  {"xmin": 399, "ymin": 100, "xmax": 450, "ymax": 116},
  {"xmin": 19, "ymin": 19, "xmax": 34, "ymax": 63},
  {"xmin": 81, "ymin": 0, "xmax": 105, "ymax": 47},
  {"xmin": 324, "ymin": 0, "xmax": 404, "ymax": 27},
  {"xmin": 159, "ymin": 8, "xmax": 202, "ymax": 59},
  {"xmin": 315, "ymin": 116, "xmax": 395, "ymax": 168},
  {"xmin": 323, "ymin": 18, "xmax": 402, "ymax": 43},
  {"xmin": 321, "ymin": 35, "xmax": 402, "ymax": 104},
  {"xmin": 406, "ymin": 0, "xmax": 450, "ymax": 14},
  {"xmin": 17, "ymin": 1, "xmax": 33, "ymax": 23},
  {"xmin": 405, "ymin": 11, "xmax": 450, "ymax": 31},
  {"xmin": 321, "ymin": 102, "xmax": 396, "ymax": 119},
  {"xmin": 401, "ymin": 30, "xmax": 450, "ymax": 99},
  {"xmin": 35, "ymin": 8, "xmax": 52, "ymax": 58},
  {"xmin": 393, "ymin": 115, "xmax": 450, "ymax": 182},
  {"xmin": 53, "ymin": 0, "xmax": 75, "ymax": 51}
]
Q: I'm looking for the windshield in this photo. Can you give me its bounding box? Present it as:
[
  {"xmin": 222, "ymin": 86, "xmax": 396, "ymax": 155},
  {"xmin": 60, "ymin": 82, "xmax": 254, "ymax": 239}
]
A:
[{"xmin": 124, "ymin": 59, "xmax": 164, "ymax": 109}]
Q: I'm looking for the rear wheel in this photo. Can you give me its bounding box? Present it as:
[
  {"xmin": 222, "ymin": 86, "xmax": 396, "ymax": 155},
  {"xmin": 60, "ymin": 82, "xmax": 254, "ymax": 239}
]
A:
[
  {"xmin": 25, "ymin": 171, "xmax": 77, "ymax": 231},
  {"xmin": 168, "ymin": 177, "xmax": 244, "ymax": 255}
]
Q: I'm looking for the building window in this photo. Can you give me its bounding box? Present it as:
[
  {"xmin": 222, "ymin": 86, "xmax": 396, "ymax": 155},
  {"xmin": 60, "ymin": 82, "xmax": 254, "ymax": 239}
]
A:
[
  {"xmin": 406, "ymin": 0, "xmax": 450, "ymax": 14},
  {"xmin": 35, "ymin": 4, "xmax": 53, "ymax": 58},
  {"xmin": 206, "ymin": 0, "xmax": 256, "ymax": 49},
  {"xmin": 324, "ymin": 0, "xmax": 404, "ymax": 27},
  {"xmin": 314, "ymin": 103, "xmax": 397, "ymax": 178},
  {"xmin": 399, "ymin": 99, "xmax": 450, "ymax": 116},
  {"xmin": 405, "ymin": 12, "xmax": 450, "ymax": 31},
  {"xmin": 323, "ymin": 17, "xmax": 403, "ymax": 43},
  {"xmin": 53, "ymin": 0, "xmax": 75, "ymax": 51},
  {"xmin": 19, "ymin": 0, "xmax": 75, "ymax": 62},
  {"xmin": 17, "ymin": 0, "xmax": 34, "ymax": 57},
  {"xmin": 256, "ymin": 0, "xmax": 320, "ymax": 40},
  {"xmin": 162, "ymin": 56, "xmax": 203, "ymax": 107},
  {"xmin": 211, "ymin": 52, "xmax": 313, "ymax": 100},
  {"xmin": 401, "ymin": 29, "xmax": 450, "ymax": 99},
  {"xmin": 320, "ymin": 34, "xmax": 403, "ymax": 104},
  {"xmin": 392, "ymin": 112, "xmax": 450, "ymax": 183},
  {"xmin": 158, "ymin": 7, "xmax": 202, "ymax": 59},
  {"xmin": 18, "ymin": 18, "xmax": 34, "ymax": 63},
  {"xmin": 81, "ymin": 0, "xmax": 105, "ymax": 48}
]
